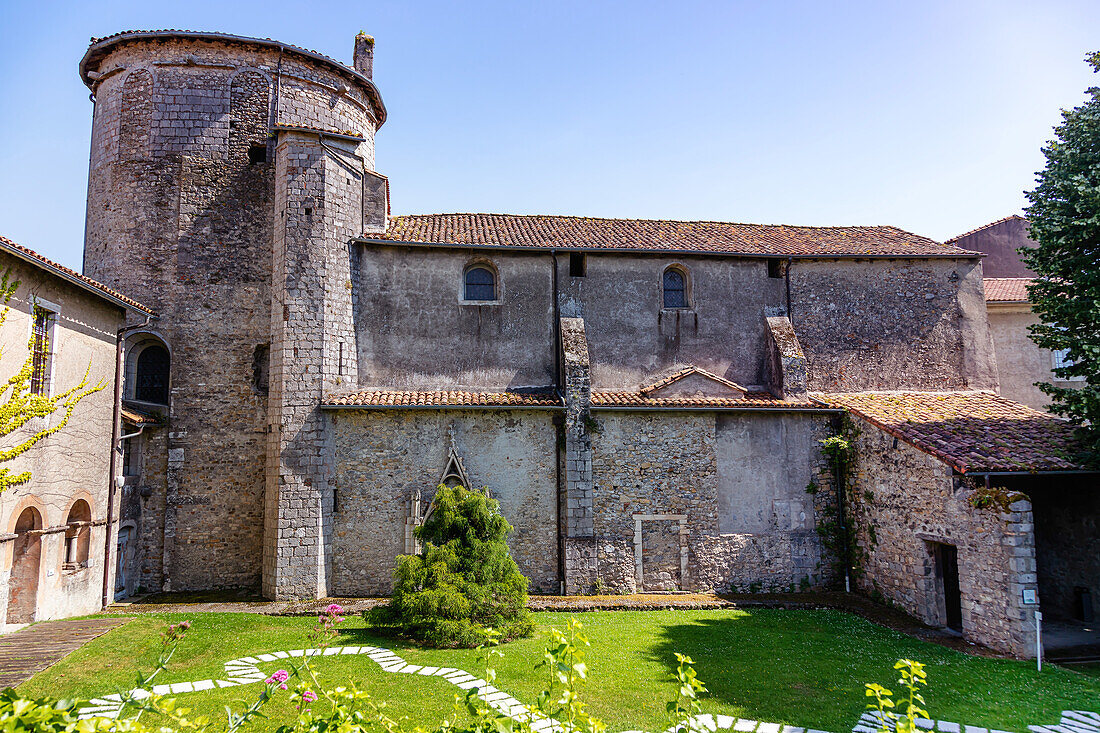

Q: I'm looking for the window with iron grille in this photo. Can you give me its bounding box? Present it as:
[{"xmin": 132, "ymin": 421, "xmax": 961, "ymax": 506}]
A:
[
  {"xmin": 135, "ymin": 344, "xmax": 170, "ymax": 404},
  {"xmin": 663, "ymin": 267, "xmax": 688, "ymax": 309},
  {"xmin": 30, "ymin": 306, "xmax": 53, "ymax": 396},
  {"xmin": 464, "ymin": 266, "xmax": 496, "ymax": 302}
]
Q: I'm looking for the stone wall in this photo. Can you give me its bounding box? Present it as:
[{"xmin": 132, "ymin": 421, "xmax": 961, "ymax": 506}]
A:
[
  {"xmin": 328, "ymin": 408, "xmax": 560, "ymax": 595},
  {"xmin": 846, "ymin": 421, "xmax": 1038, "ymax": 656},
  {"xmin": 791, "ymin": 259, "xmax": 997, "ymax": 392},
  {"xmin": 587, "ymin": 410, "xmax": 836, "ymax": 594},
  {"xmin": 79, "ymin": 35, "xmax": 381, "ymax": 594}
]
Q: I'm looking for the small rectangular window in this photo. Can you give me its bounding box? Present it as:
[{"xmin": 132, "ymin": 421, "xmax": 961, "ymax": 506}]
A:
[
  {"xmin": 30, "ymin": 306, "xmax": 54, "ymax": 397},
  {"xmin": 1052, "ymin": 349, "xmax": 1087, "ymax": 381},
  {"xmin": 767, "ymin": 259, "xmax": 784, "ymax": 279},
  {"xmin": 248, "ymin": 143, "xmax": 267, "ymax": 164},
  {"xmin": 569, "ymin": 252, "xmax": 586, "ymax": 277}
]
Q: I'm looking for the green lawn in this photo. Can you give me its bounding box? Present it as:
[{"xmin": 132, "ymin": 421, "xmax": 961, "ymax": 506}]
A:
[{"xmin": 16, "ymin": 610, "xmax": 1100, "ymax": 732}]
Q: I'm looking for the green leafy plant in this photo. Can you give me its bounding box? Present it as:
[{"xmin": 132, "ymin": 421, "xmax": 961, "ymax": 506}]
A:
[
  {"xmin": 535, "ymin": 618, "xmax": 604, "ymax": 733},
  {"xmin": 1022, "ymin": 51, "xmax": 1100, "ymax": 465},
  {"xmin": 866, "ymin": 659, "xmax": 930, "ymax": 733},
  {"xmin": 667, "ymin": 653, "xmax": 708, "ymax": 733},
  {"xmin": 368, "ymin": 484, "xmax": 534, "ymax": 647}
]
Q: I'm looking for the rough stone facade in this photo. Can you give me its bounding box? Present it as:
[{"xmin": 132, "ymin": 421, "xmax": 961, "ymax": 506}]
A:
[
  {"xmin": 80, "ymin": 33, "xmax": 383, "ymax": 596},
  {"xmin": 67, "ymin": 30, "xmax": 1089, "ymax": 664},
  {"xmin": 793, "ymin": 259, "xmax": 997, "ymax": 393},
  {"xmin": 330, "ymin": 409, "xmax": 560, "ymax": 595},
  {"xmin": 845, "ymin": 421, "xmax": 1039, "ymax": 656}
]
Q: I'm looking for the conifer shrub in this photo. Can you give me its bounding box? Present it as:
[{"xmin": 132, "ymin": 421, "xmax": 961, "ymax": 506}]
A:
[{"xmin": 367, "ymin": 484, "xmax": 534, "ymax": 647}]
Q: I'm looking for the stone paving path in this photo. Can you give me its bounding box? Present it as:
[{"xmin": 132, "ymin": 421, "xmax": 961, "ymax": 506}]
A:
[
  {"xmin": 75, "ymin": 642, "xmax": 1099, "ymax": 733},
  {"xmin": 0, "ymin": 617, "xmax": 129, "ymax": 689}
]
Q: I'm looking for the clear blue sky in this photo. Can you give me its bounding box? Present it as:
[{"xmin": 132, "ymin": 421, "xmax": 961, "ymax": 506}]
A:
[{"xmin": 1, "ymin": 0, "xmax": 1098, "ymax": 270}]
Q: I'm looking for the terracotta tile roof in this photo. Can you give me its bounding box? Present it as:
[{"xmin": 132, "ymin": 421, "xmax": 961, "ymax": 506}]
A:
[
  {"xmin": 640, "ymin": 366, "xmax": 746, "ymax": 395},
  {"xmin": 80, "ymin": 30, "xmax": 386, "ymax": 127},
  {"xmin": 821, "ymin": 391, "xmax": 1087, "ymax": 473},
  {"xmin": 0, "ymin": 235, "xmax": 153, "ymax": 314},
  {"xmin": 592, "ymin": 391, "xmax": 825, "ymax": 410},
  {"xmin": 322, "ymin": 389, "xmax": 563, "ymax": 408},
  {"xmin": 368, "ymin": 214, "xmax": 980, "ymax": 258},
  {"xmin": 945, "ymin": 214, "xmax": 1027, "ymax": 244},
  {"xmin": 984, "ymin": 277, "xmax": 1032, "ymax": 303},
  {"xmin": 121, "ymin": 404, "xmax": 160, "ymax": 425}
]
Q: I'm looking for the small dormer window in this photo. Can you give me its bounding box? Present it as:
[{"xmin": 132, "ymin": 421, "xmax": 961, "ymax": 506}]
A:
[
  {"xmin": 663, "ymin": 266, "xmax": 689, "ymax": 309},
  {"xmin": 464, "ymin": 266, "xmax": 496, "ymax": 302}
]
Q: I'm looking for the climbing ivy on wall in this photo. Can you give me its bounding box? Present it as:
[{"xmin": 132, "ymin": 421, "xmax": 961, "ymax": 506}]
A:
[{"xmin": 0, "ymin": 268, "xmax": 106, "ymax": 494}]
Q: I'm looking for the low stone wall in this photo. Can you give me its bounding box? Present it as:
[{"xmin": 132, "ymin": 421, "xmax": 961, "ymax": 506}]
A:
[{"xmin": 846, "ymin": 422, "xmax": 1038, "ymax": 657}]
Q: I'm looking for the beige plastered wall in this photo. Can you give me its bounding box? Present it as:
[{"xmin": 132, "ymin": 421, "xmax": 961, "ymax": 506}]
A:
[{"xmin": 0, "ymin": 255, "xmax": 123, "ymax": 621}]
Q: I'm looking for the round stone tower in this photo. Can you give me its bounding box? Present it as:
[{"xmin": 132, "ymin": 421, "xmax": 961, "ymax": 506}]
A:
[{"xmin": 79, "ymin": 31, "xmax": 388, "ymax": 598}]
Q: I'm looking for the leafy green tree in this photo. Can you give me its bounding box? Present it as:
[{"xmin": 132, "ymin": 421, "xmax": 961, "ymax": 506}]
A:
[
  {"xmin": 0, "ymin": 268, "xmax": 104, "ymax": 493},
  {"xmin": 1022, "ymin": 51, "xmax": 1100, "ymax": 463},
  {"xmin": 368, "ymin": 484, "xmax": 534, "ymax": 647}
]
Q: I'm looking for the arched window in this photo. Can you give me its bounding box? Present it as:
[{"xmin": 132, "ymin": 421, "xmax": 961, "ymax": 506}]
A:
[
  {"xmin": 663, "ymin": 266, "xmax": 689, "ymax": 309},
  {"xmin": 464, "ymin": 266, "xmax": 496, "ymax": 302},
  {"xmin": 64, "ymin": 500, "xmax": 92, "ymax": 571},
  {"xmin": 135, "ymin": 344, "xmax": 170, "ymax": 404}
]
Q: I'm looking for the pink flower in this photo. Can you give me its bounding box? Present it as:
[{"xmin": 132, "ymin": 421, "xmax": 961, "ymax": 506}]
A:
[
  {"xmin": 265, "ymin": 669, "xmax": 290, "ymax": 689},
  {"xmin": 325, "ymin": 604, "xmax": 343, "ymax": 615},
  {"xmin": 301, "ymin": 690, "xmax": 318, "ymax": 703}
]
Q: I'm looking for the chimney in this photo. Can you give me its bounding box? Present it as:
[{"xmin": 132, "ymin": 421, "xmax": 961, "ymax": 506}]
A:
[{"xmin": 353, "ymin": 32, "xmax": 374, "ymax": 79}]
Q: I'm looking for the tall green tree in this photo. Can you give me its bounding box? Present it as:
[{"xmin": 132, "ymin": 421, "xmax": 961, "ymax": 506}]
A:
[{"xmin": 1022, "ymin": 51, "xmax": 1100, "ymax": 464}]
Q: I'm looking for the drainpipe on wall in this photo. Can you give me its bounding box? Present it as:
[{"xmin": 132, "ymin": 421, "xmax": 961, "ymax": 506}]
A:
[
  {"xmin": 550, "ymin": 251, "xmax": 566, "ymax": 594},
  {"xmin": 102, "ymin": 315, "xmax": 156, "ymax": 609}
]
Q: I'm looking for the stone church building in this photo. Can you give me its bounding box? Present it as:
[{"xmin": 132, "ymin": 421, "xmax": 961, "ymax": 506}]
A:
[{"xmin": 72, "ymin": 30, "xmax": 1096, "ymax": 658}]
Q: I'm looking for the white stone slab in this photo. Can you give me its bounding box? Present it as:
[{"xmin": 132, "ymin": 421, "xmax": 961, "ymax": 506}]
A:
[
  {"xmin": 716, "ymin": 716, "xmax": 736, "ymax": 729},
  {"xmin": 734, "ymin": 720, "xmax": 758, "ymax": 732},
  {"xmin": 965, "ymin": 726, "xmax": 988, "ymax": 733},
  {"xmin": 779, "ymin": 727, "xmax": 804, "ymax": 733},
  {"xmin": 939, "ymin": 723, "xmax": 961, "ymax": 733},
  {"xmin": 757, "ymin": 724, "xmax": 780, "ymax": 733},
  {"xmin": 239, "ymin": 657, "xmax": 259, "ymax": 664},
  {"xmin": 434, "ymin": 667, "xmax": 457, "ymax": 676},
  {"xmin": 289, "ymin": 650, "xmax": 305, "ymax": 657},
  {"xmin": 400, "ymin": 665, "xmax": 423, "ymax": 674},
  {"xmin": 256, "ymin": 654, "xmax": 276, "ymax": 662},
  {"xmin": 418, "ymin": 666, "xmax": 439, "ymax": 675},
  {"xmin": 216, "ymin": 680, "xmax": 238, "ymax": 687},
  {"xmin": 457, "ymin": 678, "xmax": 487, "ymax": 690},
  {"xmin": 168, "ymin": 682, "xmax": 194, "ymax": 694},
  {"xmin": 193, "ymin": 680, "xmax": 216, "ymax": 691},
  {"xmin": 324, "ymin": 647, "xmax": 342, "ymax": 655},
  {"xmin": 151, "ymin": 685, "xmax": 172, "ymax": 695},
  {"xmin": 341, "ymin": 647, "xmax": 360, "ymax": 655}
]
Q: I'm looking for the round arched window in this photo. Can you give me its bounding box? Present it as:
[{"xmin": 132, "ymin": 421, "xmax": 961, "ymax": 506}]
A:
[
  {"xmin": 135, "ymin": 344, "xmax": 170, "ymax": 404},
  {"xmin": 464, "ymin": 266, "xmax": 496, "ymax": 302},
  {"xmin": 663, "ymin": 267, "xmax": 688, "ymax": 308}
]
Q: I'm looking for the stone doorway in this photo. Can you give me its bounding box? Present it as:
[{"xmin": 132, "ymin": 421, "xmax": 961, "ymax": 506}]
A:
[
  {"xmin": 633, "ymin": 514, "xmax": 687, "ymax": 591},
  {"xmin": 933, "ymin": 542, "xmax": 962, "ymax": 632},
  {"xmin": 7, "ymin": 507, "xmax": 42, "ymax": 624}
]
